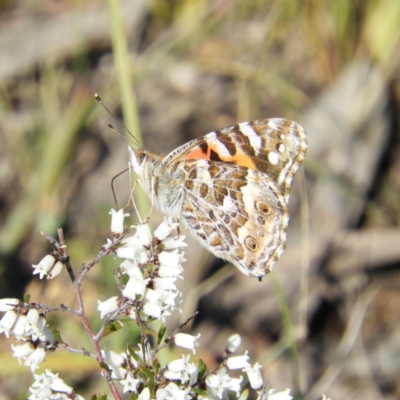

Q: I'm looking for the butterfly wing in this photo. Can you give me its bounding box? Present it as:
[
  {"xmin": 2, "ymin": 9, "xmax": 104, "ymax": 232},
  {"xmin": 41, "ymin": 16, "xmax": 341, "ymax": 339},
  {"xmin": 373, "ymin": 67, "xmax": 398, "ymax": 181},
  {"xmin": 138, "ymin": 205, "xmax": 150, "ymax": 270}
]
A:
[
  {"xmin": 162, "ymin": 118, "xmax": 307, "ymax": 204},
  {"xmin": 175, "ymin": 159, "xmax": 288, "ymax": 277},
  {"xmin": 158, "ymin": 118, "xmax": 306, "ymax": 277}
]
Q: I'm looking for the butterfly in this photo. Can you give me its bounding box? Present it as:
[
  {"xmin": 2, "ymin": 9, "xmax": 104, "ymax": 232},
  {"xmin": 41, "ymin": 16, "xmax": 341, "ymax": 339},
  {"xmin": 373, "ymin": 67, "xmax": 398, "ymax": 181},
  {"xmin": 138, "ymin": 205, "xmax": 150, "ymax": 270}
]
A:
[{"xmin": 128, "ymin": 118, "xmax": 307, "ymax": 278}]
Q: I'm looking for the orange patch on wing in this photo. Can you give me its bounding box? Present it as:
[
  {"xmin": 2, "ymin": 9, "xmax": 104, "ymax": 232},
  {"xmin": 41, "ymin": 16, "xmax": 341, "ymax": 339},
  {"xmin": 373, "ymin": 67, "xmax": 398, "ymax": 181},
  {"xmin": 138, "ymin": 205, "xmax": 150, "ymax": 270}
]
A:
[
  {"xmin": 186, "ymin": 144, "xmax": 257, "ymax": 170},
  {"xmin": 185, "ymin": 148, "xmax": 210, "ymax": 160}
]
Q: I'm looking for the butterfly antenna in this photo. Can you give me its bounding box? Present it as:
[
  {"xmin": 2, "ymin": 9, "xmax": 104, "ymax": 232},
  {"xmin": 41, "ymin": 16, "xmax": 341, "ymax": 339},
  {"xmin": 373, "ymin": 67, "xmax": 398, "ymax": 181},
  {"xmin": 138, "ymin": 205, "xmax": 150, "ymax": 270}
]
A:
[{"xmin": 94, "ymin": 93, "xmax": 142, "ymax": 149}]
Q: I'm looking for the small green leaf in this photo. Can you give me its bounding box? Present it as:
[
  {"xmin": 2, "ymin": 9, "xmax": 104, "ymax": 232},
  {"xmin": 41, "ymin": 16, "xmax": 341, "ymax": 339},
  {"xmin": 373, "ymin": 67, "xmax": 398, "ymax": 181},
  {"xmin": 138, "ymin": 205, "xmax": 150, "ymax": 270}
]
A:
[
  {"xmin": 100, "ymin": 320, "xmax": 124, "ymax": 338},
  {"xmin": 90, "ymin": 395, "xmax": 108, "ymax": 400},
  {"xmin": 139, "ymin": 365, "xmax": 154, "ymax": 388},
  {"xmin": 23, "ymin": 293, "xmax": 30, "ymax": 303},
  {"xmin": 238, "ymin": 389, "xmax": 249, "ymax": 400},
  {"xmin": 127, "ymin": 345, "xmax": 144, "ymax": 366},
  {"xmin": 157, "ymin": 325, "xmax": 166, "ymax": 345},
  {"xmin": 193, "ymin": 387, "xmax": 208, "ymax": 396},
  {"xmin": 100, "ymin": 361, "xmax": 110, "ymax": 372},
  {"xmin": 198, "ymin": 359, "xmax": 207, "ymax": 380},
  {"xmin": 50, "ymin": 327, "xmax": 63, "ymax": 344},
  {"xmin": 152, "ymin": 358, "xmax": 160, "ymax": 375},
  {"xmin": 120, "ymin": 274, "xmax": 130, "ymax": 286}
]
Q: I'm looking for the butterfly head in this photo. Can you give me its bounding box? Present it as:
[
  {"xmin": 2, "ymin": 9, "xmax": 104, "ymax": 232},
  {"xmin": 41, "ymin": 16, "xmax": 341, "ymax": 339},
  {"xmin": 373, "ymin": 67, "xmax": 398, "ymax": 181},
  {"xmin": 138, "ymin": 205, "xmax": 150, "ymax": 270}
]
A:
[
  {"xmin": 128, "ymin": 146, "xmax": 147, "ymax": 175},
  {"xmin": 128, "ymin": 146, "xmax": 162, "ymax": 195}
]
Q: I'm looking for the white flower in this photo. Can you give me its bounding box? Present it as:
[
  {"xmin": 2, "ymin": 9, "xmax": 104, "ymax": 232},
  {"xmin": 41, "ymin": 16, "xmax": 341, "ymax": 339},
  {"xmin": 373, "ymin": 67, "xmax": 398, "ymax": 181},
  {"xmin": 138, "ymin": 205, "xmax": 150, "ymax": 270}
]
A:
[
  {"xmin": 24, "ymin": 347, "xmax": 46, "ymax": 372},
  {"xmin": 321, "ymin": 396, "xmax": 331, "ymax": 400},
  {"xmin": 123, "ymin": 274, "xmax": 148, "ymax": 300},
  {"xmin": 0, "ymin": 298, "xmax": 19, "ymax": 311},
  {"xmin": 167, "ymin": 355, "xmax": 191, "ymax": 372},
  {"xmin": 11, "ymin": 342, "xmax": 35, "ymax": 363},
  {"xmin": 46, "ymin": 260, "xmax": 63, "ymax": 280},
  {"xmin": 158, "ymin": 264, "xmax": 184, "ymax": 277},
  {"xmin": 165, "ymin": 355, "xmax": 197, "ymax": 385},
  {"xmin": 226, "ymin": 376, "xmax": 242, "ymax": 397},
  {"xmin": 97, "ymin": 296, "xmax": 121, "ymax": 319},
  {"xmin": 120, "ymin": 373, "xmax": 142, "ymax": 393},
  {"xmin": 32, "ymin": 255, "xmax": 56, "ymax": 280},
  {"xmin": 245, "ymin": 362, "xmax": 263, "ymax": 390},
  {"xmin": 110, "ymin": 208, "xmax": 130, "ymax": 235},
  {"xmin": 24, "ymin": 309, "xmax": 39, "ymax": 336},
  {"xmin": 154, "ymin": 277, "xmax": 177, "ymax": 291},
  {"xmin": 28, "ymin": 386, "xmax": 52, "ymax": 400},
  {"xmin": 28, "ymin": 370, "xmax": 84, "ymax": 400},
  {"xmin": 174, "ymin": 332, "xmax": 201, "ymax": 354},
  {"xmin": 102, "ymin": 349, "xmax": 127, "ymax": 380},
  {"xmin": 11, "ymin": 314, "xmax": 27, "ymax": 340},
  {"xmin": 162, "ymin": 235, "xmax": 188, "ymax": 249},
  {"xmin": 115, "ymin": 235, "xmax": 143, "ymax": 260},
  {"xmin": 143, "ymin": 302, "xmax": 164, "ymax": 319},
  {"xmin": 226, "ymin": 351, "xmax": 250, "ymax": 370},
  {"xmin": 134, "ymin": 223, "xmax": 152, "ymax": 247},
  {"xmin": 158, "ymin": 250, "xmax": 186, "ymax": 268},
  {"xmin": 138, "ymin": 387, "xmax": 151, "ymax": 400},
  {"xmin": 0, "ymin": 310, "xmax": 17, "ymax": 338},
  {"xmin": 206, "ymin": 367, "xmax": 243, "ymax": 399},
  {"xmin": 187, "ymin": 361, "xmax": 199, "ymax": 386},
  {"xmin": 154, "ymin": 217, "xmax": 179, "ymax": 240},
  {"xmin": 36, "ymin": 317, "xmax": 54, "ymax": 342},
  {"xmin": 161, "ymin": 289, "xmax": 181, "ymax": 311},
  {"xmin": 265, "ymin": 388, "xmax": 293, "ymax": 400},
  {"xmin": 120, "ymin": 260, "xmax": 142, "ymax": 278},
  {"xmin": 163, "ymin": 369, "xmax": 190, "ymax": 383},
  {"xmin": 144, "ymin": 288, "xmax": 162, "ymax": 303},
  {"xmin": 226, "ymin": 333, "xmax": 241, "ymax": 353},
  {"xmin": 156, "ymin": 382, "xmax": 190, "ymax": 400}
]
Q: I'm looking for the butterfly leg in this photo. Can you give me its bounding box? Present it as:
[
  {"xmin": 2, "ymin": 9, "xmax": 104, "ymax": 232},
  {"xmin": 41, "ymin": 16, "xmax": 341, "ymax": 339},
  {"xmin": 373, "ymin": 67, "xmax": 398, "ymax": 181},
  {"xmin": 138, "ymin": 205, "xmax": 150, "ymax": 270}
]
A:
[{"xmin": 126, "ymin": 178, "xmax": 155, "ymax": 225}]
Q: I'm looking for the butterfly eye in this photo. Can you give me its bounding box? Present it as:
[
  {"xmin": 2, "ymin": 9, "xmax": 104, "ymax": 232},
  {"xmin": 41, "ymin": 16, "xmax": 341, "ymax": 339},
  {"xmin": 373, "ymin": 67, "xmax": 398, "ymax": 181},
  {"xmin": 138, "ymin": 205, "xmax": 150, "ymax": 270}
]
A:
[{"xmin": 137, "ymin": 151, "xmax": 147, "ymax": 165}]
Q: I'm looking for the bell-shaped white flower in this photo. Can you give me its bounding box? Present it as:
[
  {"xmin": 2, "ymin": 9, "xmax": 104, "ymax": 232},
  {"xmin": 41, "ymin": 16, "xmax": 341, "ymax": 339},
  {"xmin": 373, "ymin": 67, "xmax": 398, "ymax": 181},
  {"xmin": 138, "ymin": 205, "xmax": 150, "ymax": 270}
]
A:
[
  {"xmin": 174, "ymin": 332, "xmax": 201, "ymax": 354},
  {"xmin": 138, "ymin": 387, "xmax": 150, "ymax": 400},
  {"xmin": 11, "ymin": 314, "xmax": 28, "ymax": 340},
  {"xmin": 0, "ymin": 298, "xmax": 19, "ymax": 312},
  {"xmin": 226, "ymin": 333, "xmax": 241, "ymax": 353},
  {"xmin": 122, "ymin": 274, "xmax": 148, "ymax": 300},
  {"xmin": 110, "ymin": 208, "xmax": 130, "ymax": 235},
  {"xmin": 32, "ymin": 255, "xmax": 56, "ymax": 280},
  {"xmin": 102, "ymin": 349, "xmax": 127, "ymax": 380},
  {"xmin": 245, "ymin": 362, "xmax": 264, "ymax": 390},
  {"xmin": 226, "ymin": 350, "xmax": 250, "ymax": 370},
  {"xmin": 24, "ymin": 347, "xmax": 46, "ymax": 372},
  {"xmin": 97, "ymin": 296, "xmax": 121, "ymax": 319},
  {"xmin": 46, "ymin": 260, "xmax": 63, "ymax": 280},
  {"xmin": 0, "ymin": 310, "xmax": 17, "ymax": 338},
  {"xmin": 11, "ymin": 342, "xmax": 35, "ymax": 363},
  {"xmin": 154, "ymin": 217, "xmax": 179, "ymax": 241}
]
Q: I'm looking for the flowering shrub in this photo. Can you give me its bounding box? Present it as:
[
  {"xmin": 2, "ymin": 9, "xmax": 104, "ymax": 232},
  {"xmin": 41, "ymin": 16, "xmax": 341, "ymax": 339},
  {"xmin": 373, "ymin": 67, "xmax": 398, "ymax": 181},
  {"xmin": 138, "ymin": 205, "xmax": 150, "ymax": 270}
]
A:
[{"xmin": 0, "ymin": 208, "xmax": 328, "ymax": 400}]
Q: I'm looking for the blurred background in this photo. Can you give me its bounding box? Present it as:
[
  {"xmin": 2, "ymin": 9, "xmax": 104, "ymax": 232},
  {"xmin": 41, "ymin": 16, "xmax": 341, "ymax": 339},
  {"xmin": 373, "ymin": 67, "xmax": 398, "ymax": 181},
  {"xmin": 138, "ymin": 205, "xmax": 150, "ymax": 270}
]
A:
[{"xmin": 1, "ymin": 0, "xmax": 400, "ymax": 399}]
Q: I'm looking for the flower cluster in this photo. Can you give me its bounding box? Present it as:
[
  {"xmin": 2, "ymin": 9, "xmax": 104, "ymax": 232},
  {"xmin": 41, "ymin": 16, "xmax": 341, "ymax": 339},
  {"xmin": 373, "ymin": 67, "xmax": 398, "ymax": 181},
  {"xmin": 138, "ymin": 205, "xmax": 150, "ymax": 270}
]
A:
[
  {"xmin": 98, "ymin": 210, "xmax": 187, "ymax": 322},
  {"xmin": 0, "ymin": 299, "xmax": 55, "ymax": 373},
  {"xmin": 0, "ymin": 208, "xmax": 331, "ymax": 400},
  {"xmin": 28, "ymin": 370, "xmax": 85, "ymax": 400}
]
